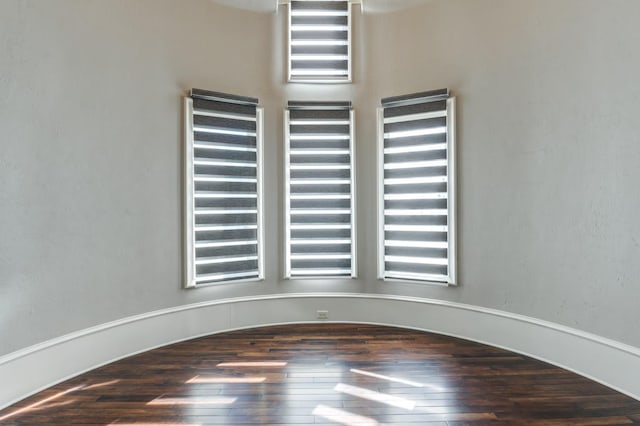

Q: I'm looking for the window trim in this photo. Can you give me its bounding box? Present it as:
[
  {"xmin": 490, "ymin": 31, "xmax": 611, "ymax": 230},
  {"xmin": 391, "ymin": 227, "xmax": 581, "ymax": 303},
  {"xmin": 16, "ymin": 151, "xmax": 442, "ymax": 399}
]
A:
[
  {"xmin": 183, "ymin": 95, "xmax": 265, "ymax": 289},
  {"xmin": 284, "ymin": 110, "xmax": 292, "ymax": 278},
  {"xmin": 377, "ymin": 95, "xmax": 457, "ymax": 286},
  {"xmin": 284, "ymin": 104, "xmax": 357, "ymax": 279}
]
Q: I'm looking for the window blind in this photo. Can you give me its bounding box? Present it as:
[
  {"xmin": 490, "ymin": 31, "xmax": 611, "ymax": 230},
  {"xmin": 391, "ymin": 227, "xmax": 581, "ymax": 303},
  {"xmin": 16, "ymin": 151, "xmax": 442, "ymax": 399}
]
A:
[
  {"xmin": 378, "ymin": 89, "xmax": 456, "ymax": 285},
  {"xmin": 184, "ymin": 89, "xmax": 264, "ymax": 287},
  {"xmin": 285, "ymin": 101, "xmax": 356, "ymax": 278},
  {"xmin": 289, "ymin": 0, "xmax": 351, "ymax": 82}
]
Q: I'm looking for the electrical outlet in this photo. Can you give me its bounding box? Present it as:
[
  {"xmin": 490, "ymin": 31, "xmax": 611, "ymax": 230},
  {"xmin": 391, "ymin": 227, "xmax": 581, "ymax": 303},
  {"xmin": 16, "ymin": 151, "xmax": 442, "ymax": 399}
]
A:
[{"xmin": 316, "ymin": 310, "xmax": 329, "ymax": 320}]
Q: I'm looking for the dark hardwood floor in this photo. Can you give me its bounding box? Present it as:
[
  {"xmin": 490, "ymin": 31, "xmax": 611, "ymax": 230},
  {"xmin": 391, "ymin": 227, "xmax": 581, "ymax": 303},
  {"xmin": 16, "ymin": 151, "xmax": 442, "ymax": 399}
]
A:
[{"xmin": 2, "ymin": 324, "xmax": 640, "ymax": 425}]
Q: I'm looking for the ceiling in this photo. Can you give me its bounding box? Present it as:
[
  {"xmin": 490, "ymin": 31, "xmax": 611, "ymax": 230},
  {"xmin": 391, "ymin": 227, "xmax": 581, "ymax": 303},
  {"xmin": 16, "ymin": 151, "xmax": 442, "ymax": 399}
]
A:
[{"xmin": 209, "ymin": 0, "xmax": 435, "ymax": 14}]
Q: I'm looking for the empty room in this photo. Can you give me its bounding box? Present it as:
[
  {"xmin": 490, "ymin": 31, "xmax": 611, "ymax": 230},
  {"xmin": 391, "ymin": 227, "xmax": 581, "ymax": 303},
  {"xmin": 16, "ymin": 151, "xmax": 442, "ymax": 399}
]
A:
[{"xmin": 1, "ymin": 0, "xmax": 640, "ymax": 424}]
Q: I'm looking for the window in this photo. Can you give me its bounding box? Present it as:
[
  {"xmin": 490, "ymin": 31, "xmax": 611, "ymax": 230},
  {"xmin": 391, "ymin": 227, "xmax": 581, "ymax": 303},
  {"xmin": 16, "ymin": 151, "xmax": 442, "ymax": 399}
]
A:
[
  {"xmin": 184, "ymin": 89, "xmax": 264, "ymax": 287},
  {"xmin": 377, "ymin": 89, "xmax": 456, "ymax": 285},
  {"xmin": 284, "ymin": 101, "xmax": 356, "ymax": 278},
  {"xmin": 288, "ymin": 0, "xmax": 352, "ymax": 83}
]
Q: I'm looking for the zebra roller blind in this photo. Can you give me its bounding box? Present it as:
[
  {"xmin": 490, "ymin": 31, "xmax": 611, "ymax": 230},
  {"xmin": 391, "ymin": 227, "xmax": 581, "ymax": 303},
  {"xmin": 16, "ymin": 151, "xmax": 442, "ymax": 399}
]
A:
[
  {"xmin": 184, "ymin": 89, "xmax": 264, "ymax": 287},
  {"xmin": 378, "ymin": 89, "xmax": 456, "ymax": 285},
  {"xmin": 289, "ymin": 0, "xmax": 351, "ymax": 82},
  {"xmin": 285, "ymin": 101, "xmax": 356, "ymax": 278}
]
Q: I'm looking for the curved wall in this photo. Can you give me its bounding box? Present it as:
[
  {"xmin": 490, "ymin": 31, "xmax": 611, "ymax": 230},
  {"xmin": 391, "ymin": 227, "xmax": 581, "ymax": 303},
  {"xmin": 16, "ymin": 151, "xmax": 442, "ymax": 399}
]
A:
[
  {"xmin": 358, "ymin": 0, "xmax": 640, "ymax": 345},
  {"xmin": 1, "ymin": 0, "xmax": 640, "ymax": 406}
]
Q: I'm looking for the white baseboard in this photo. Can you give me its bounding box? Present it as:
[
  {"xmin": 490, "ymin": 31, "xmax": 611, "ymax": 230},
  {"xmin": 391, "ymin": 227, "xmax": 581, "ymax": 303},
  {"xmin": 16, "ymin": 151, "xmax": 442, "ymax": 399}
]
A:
[{"xmin": 1, "ymin": 293, "xmax": 639, "ymax": 410}]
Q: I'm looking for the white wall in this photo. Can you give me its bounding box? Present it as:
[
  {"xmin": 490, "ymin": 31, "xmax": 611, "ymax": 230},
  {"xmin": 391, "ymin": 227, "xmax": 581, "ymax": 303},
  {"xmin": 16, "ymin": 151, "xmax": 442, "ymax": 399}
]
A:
[
  {"xmin": 0, "ymin": 0, "xmax": 279, "ymax": 355},
  {"xmin": 1, "ymin": 0, "xmax": 639, "ymax": 360},
  {"xmin": 359, "ymin": 0, "xmax": 640, "ymax": 346}
]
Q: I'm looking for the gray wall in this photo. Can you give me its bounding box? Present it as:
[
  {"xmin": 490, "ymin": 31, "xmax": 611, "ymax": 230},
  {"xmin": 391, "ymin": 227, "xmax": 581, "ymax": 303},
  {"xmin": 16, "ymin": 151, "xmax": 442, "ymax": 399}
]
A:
[
  {"xmin": 1, "ymin": 0, "xmax": 639, "ymax": 356},
  {"xmin": 358, "ymin": 0, "xmax": 640, "ymax": 344}
]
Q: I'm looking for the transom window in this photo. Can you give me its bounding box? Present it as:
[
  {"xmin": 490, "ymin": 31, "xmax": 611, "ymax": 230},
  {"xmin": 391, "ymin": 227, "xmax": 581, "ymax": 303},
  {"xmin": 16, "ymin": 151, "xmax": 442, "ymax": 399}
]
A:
[{"xmin": 288, "ymin": 0, "xmax": 352, "ymax": 83}]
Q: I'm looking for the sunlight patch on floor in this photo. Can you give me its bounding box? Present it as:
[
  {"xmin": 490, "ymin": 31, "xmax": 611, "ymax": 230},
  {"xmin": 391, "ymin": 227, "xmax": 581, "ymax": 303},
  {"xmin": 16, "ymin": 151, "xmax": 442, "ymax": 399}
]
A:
[
  {"xmin": 216, "ymin": 361, "xmax": 287, "ymax": 367},
  {"xmin": 334, "ymin": 383, "xmax": 416, "ymax": 410},
  {"xmin": 0, "ymin": 385, "xmax": 84, "ymax": 422},
  {"xmin": 349, "ymin": 368, "xmax": 424, "ymax": 388},
  {"xmin": 313, "ymin": 404, "xmax": 380, "ymax": 426},
  {"xmin": 147, "ymin": 396, "xmax": 236, "ymax": 406},
  {"xmin": 186, "ymin": 375, "xmax": 266, "ymax": 384}
]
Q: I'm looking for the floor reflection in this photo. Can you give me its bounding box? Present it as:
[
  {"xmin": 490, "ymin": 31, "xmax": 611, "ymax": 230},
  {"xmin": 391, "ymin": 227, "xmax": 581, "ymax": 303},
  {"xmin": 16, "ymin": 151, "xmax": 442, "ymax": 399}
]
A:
[
  {"xmin": 186, "ymin": 375, "xmax": 266, "ymax": 384},
  {"xmin": 147, "ymin": 396, "xmax": 237, "ymax": 406},
  {"xmin": 110, "ymin": 423, "xmax": 202, "ymax": 426},
  {"xmin": 313, "ymin": 404, "xmax": 380, "ymax": 426},
  {"xmin": 216, "ymin": 361, "xmax": 287, "ymax": 367},
  {"xmin": 0, "ymin": 385, "xmax": 84, "ymax": 422},
  {"xmin": 334, "ymin": 383, "xmax": 417, "ymax": 410},
  {"xmin": 349, "ymin": 368, "xmax": 424, "ymax": 387}
]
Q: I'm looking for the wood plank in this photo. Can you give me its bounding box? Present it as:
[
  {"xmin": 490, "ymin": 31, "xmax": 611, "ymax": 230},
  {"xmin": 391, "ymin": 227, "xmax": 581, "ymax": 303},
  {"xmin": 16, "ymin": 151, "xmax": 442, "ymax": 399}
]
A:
[{"xmin": 1, "ymin": 324, "xmax": 639, "ymax": 425}]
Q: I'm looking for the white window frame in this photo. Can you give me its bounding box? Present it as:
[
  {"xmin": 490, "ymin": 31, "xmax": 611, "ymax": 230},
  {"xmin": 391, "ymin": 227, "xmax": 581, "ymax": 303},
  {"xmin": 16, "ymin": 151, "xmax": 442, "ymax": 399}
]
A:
[
  {"xmin": 377, "ymin": 94, "xmax": 456, "ymax": 286},
  {"xmin": 184, "ymin": 93, "xmax": 265, "ymax": 288},
  {"xmin": 284, "ymin": 104, "xmax": 357, "ymax": 279}
]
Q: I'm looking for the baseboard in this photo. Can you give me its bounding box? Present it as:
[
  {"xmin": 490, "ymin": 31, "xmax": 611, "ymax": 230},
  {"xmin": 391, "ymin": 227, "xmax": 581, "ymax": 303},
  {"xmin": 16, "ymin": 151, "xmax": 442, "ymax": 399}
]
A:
[{"xmin": 1, "ymin": 293, "xmax": 639, "ymax": 410}]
